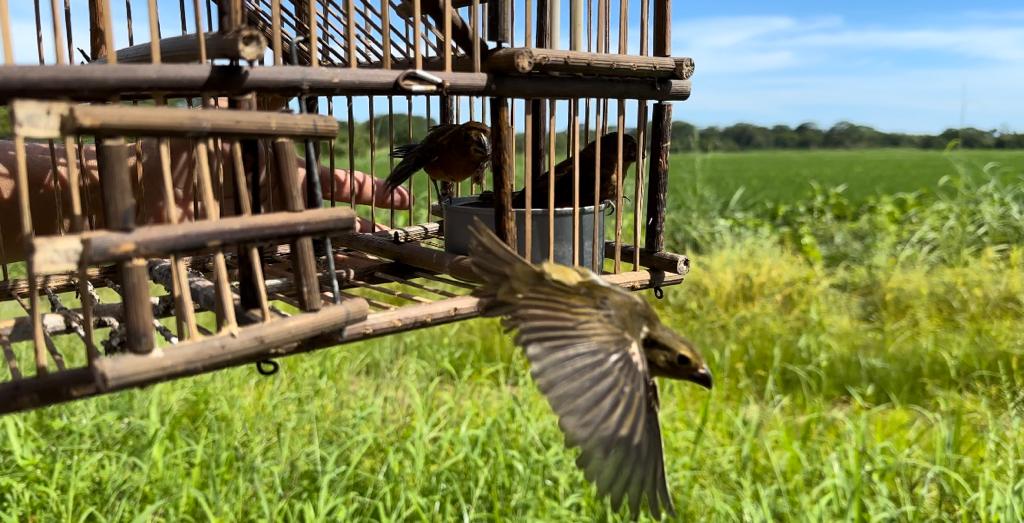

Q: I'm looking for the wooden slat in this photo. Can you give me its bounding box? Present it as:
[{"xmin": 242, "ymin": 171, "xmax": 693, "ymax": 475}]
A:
[
  {"xmin": 0, "ymin": 66, "xmax": 693, "ymax": 102},
  {"xmin": 93, "ymin": 299, "xmax": 370, "ymax": 391},
  {"xmin": 487, "ymin": 48, "xmax": 693, "ymax": 79},
  {"xmin": 90, "ymin": 29, "xmax": 267, "ymax": 64},
  {"xmin": 32, "ymin": 207, "xmax": 357, "ymax": 274}
]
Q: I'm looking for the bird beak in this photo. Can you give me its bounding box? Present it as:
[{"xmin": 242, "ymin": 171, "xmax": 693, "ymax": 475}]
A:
[{"xmin": 687, "ymin": 365, "xmax": 713, "ymax": 390}]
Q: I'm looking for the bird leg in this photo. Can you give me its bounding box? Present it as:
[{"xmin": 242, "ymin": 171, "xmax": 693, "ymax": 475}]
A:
[{"xmin": 433, "ymin": 179, "xmax": 451, "ymax": 213}]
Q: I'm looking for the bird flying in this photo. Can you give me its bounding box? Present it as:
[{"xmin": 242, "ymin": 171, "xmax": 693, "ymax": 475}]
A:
[
  {"xmin": 384, "ymin": 121, "xmax": 491, "ymax": 199},
  {"xmin": 467, "ymin": 220, "xmax": 712, "ymax": 518}
]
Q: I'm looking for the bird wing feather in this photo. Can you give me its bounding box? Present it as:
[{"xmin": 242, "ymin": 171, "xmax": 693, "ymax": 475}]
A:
[
  {"xmin": 384, "ymin": 124, "xmax": 460, "ymax": 192},
  {"xmin": 467, "ymin": 221, "xmax": 674, "ymax": 518}
]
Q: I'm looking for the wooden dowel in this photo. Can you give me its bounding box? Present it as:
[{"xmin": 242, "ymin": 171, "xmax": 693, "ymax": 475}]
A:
[
  {"xmin": 486, "ymin": 48, "xmax": 694, "ymax": 79},
  {"xmin": 49, "ymin": 0, "xmax": 66, "ymax": 64},
  {"xmin": 603, "ymin": 243, "xmax": 688, "ymax": 274},
  {"xmin": 490, "ymin": 97, "xmax": 515, "ymax": 247},
  {"xmin": 546, "ymin": 99, "xmax": 555, "ymax": 261},
  {"xmin": 0, "ymin": 66, "xmax": 694, "ymax": 102},
  {"xmin": 96, "ymin": 137, "xmax": 155, "ymax": 354},
  {"xmin": 271, "ymin": 0, "xmax": 283, "ymax": 65},
  {"xmin": 157, "ymin": 137, "xmax": 200, "ymax": 340},
  {"xmin": 194, "ymin": 139, "xmax": 238, "ymax": 330},
  {"xmin": 0, "ymin": 0, "xmax": 12, "ymax": 65},
  {"xmin": 49, "ymin": 102, "xmax": 337, "ymax": 139},
  {"xmin": 523, "ymin": 101, "xmax": 533, "ymax": 260},
  {"xmin": 193, "ymin": 0, "xmax": 208, "ymax": 62},
  {"xmin": 633, "ymin": 101, "xmax": 647, "ymax": 269},
  {"xmin": 334, "ymin": 232, "xmax": 478, "ymax": 282},
  {"xmin": 231, "ymin": 140, "xmax": 272, "ymax": 321},
  {"xmin": 147, "ymin": 0, "xmax": 162, "ymax": 62},
  {"xmin": 644, "ymin": 101, "xmax": 671, "ymax": 252},
  {"xmin": 32, "ymin": 207, "xmax": 357, "ymax": 273},
  {"xmin": 571, "ymin": 99, "xmax": 580, "ymax": 266},
  {"xmin": 88, "ymin": 0, "xmax": 109, "ymax": 61},
  {"xmin": 93, "ymin": 299, "xmax": 370, "ymax": 391},
  {"xmin": 654, "ymin": 0, "xmax": 669, "ymax": 56},
  {"xmin": 272, "ymin": 138, "xmax": 322, "ymax": 312},
  {"xmin": 613, "ymin": 102, "xmax": 625, "ymax": 273},
  {"xmin": 487, "ymin": 0, "xmax": 509, "ymax": 44},
  {"xmin": 12, "ymin": 135, "xmax": 47, "ymax": 374},
  {"xmin": 308, "ymin": 0, "xmax": 319, "ymax": 65},
  {"xmin": 591, "ymin": 98, "xmax": 603, "ymax": 271},
  {"xmin": 91, "ymin": 29, "xmax": 267, "ymax": 64},
  {"xmin": 442, "ymin": 0, "xmax": 450, "ymax": 71},
  {"xmin": 345, "ymin": 0, "xmax": 356, "ymax": 67}
]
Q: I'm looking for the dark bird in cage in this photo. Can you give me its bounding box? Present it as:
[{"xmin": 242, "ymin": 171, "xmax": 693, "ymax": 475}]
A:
[
  {"xmin": 511, "ymin": 132, "xmax": 638, "ymax": 208},
  {"xmin": 384, "ymin": 121, "xmax": 491, "ymax": 200},
  {"xmin": 467, "ymin": 220, "xmax": 712, "ymax": 519}
]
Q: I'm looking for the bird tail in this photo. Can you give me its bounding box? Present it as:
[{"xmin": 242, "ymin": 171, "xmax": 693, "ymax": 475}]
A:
[
  {"xmin": 391, "ymin": 143, "xmax": 418, "ymax": 159},
  {"xmin": 383, "ymin": 147, "xmax": 423, "ymax": 194},
  {"xmin": 467, "ymin": 219, "xmax": 531, "ymax": 307}
]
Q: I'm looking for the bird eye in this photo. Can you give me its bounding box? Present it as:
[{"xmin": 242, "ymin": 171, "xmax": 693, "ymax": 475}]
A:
[{"xmin": 675, "ymin": 354, "xmax": 692, "ymax": 367}]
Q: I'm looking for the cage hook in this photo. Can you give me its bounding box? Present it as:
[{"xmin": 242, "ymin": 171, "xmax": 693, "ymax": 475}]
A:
[
  {"xmin": 256, "ymin": 359, "xmax": 280, "ymax": 376},
  {"xmin": 397, "ymin": 70, "xmax": 445, "ymax": 93}
]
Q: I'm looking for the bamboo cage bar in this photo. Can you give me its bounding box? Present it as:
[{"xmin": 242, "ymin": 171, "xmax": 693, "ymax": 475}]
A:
[
  {"xmin": 29, "ymin": 101, "xmax": 336, "ymax": 139},
  {"xmin": 603, "ymin": 243, "xmax": 689, "ymax": 274},
  {"xmin": 486, "ymin": 48, "xmax": 694, "ymax": 79},
  {"xmin": 32, "ymin": 207, "xmax": 357, "ymax": 273},
  {"xmin": 194, "ymin": 138, "xmax": 240, "ymax": 330},
  {"xmin": 490, "ymin": 97, "xmax": 515, "ymax": 246},
  {"xmin": 93, "ymin": 299, "xmax": 370, "ymax": 391},
  {"xmin": 334, "ymin": 232, "xmax": 478, "ymax": 282},
  {"xmin": 0, "ymin": 65, "xmax": 692, "ymax": 101},
  {"xmin": 268, "ymin": 139, "xmax": 321, "ymax": 312},
  {"xmin": 92, "ymin": 29, "xmax": 268, "ymax": 63},
  {"xmin": 96, "ymin": 136, "xmax": 157, "ymax": 355}
]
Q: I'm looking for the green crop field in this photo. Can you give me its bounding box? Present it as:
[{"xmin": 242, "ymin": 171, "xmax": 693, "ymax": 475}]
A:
[
  {"xmin": 2, "ymin": 148, "xmax": 1024, "ymax": 521},
  {"xmin": 673, "ymin": 148, "xmax": 1024, "ymax": 204}
]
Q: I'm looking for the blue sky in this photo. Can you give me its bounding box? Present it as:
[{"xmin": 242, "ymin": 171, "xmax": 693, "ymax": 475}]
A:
[
  {"xmin": 4, "ymin": 1, "xmax": 1024, "ymax": 133},
  {"xmin": 668, "ymin": 1, "xmax": 1024, "ymax": 133}
]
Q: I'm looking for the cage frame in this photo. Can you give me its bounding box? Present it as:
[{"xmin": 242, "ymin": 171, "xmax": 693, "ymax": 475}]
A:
[{"xmin": 0, "ymin": 0, "xmax": 692, "ymax": 415}]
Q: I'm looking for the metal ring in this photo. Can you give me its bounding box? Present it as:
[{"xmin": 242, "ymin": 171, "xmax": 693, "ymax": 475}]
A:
[
  {"xmin": 256, "ymin": 359, "xmax": 280, "ymax": 376},
  {"xmin": 653, "ymin": 287, "xmax": 664, "ymax": 300}
]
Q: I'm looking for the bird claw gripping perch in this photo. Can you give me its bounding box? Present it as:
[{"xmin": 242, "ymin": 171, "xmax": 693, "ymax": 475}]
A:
[{"xmin": 396, "ymin": 69, "xmax": 447, "ymax": 94}]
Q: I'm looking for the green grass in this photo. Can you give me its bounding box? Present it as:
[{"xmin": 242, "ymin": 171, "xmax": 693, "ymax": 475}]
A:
[
  {"xmin": 3, "ymin": 149, "xmax": 1024, "ymax": 520},
  {"xmin": 674, "ymin": 148, "xmax": 1024, "ymax": 204}
]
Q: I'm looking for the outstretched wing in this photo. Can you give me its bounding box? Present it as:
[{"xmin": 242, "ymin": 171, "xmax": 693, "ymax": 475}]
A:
[{"xmin": 467, "ymin": 221, "xmax": 674, "ymax": 518}]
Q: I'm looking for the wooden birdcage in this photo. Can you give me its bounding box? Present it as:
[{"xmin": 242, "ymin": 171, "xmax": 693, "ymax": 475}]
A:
[{"xmin": 0, "ymin": 0, "xmax": 692, "ymax": 414}]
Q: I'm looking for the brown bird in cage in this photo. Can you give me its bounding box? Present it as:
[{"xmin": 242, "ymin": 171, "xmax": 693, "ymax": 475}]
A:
[
  {"xmin": 384, "ymin": 121, "xmax": 491, "ymax": 199},
  {"xmin": 512, "ymin": 132, "xmax": 638, "ymax": 208},
  {"xmin": 467, "ymin": 220, "xmax": 712, "ymax": 519}
]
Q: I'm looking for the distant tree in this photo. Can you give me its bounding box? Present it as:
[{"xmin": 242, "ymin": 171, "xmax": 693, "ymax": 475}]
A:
[
  {"xmin": 770, "ymin": 125, "xmax": 799, "ymax": 148},
  {"xmin": 698, "ymin": 126, "xmax": 736, "ymax": 152},
  {"xmin": 795, "ymin": 122, "xmax": 823, "ymax": 149},
  {"xmin": 823, "ymin": 121, "xmax": 883, "ymax": 148},
  {"xmin": 956, "ymin": 127, "xmax": 998, "ymax": 149},
  {"xmin": 671, "ymin": 121, "xmax": 698, "ymax": 152},
  {"xmin": 722, "ymin": 123, "xmax": 772, "ymax": 149}
]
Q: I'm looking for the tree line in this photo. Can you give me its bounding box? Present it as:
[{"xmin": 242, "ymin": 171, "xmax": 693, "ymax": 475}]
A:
[
  {"xmin": 4, "ymin": 106, "xmax": 1022, "ymax": 151},
  {"xmin": 669, "ymin": 121, "xmax": 1024, "ymax": 152}
]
